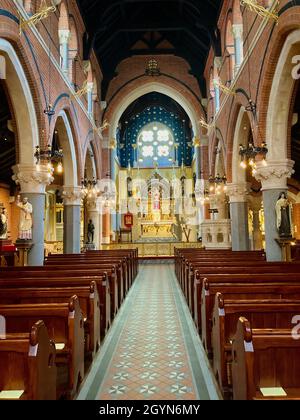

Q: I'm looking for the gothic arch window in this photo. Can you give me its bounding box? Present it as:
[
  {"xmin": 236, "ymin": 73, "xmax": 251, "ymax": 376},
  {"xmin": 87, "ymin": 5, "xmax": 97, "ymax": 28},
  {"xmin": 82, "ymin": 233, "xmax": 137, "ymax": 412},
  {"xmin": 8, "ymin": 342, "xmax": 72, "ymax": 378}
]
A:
[{"xmin": 225, "ymin": 19, "xmax": 235, "ymax": 81}]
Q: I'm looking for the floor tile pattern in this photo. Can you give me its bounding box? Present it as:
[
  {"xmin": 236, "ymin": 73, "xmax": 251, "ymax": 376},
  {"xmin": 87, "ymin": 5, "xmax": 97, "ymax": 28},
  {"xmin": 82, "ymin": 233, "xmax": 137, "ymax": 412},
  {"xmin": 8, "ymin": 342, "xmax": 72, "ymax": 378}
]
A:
[{"xmin": 97, "ymin": 264, "xmax": 198, "ymax": 400}]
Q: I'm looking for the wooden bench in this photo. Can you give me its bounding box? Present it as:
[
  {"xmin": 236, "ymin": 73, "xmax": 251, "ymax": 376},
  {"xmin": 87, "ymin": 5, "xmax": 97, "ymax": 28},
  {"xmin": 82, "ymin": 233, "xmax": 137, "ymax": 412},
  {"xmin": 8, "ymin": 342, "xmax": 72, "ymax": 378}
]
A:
[
  {"xmin": 231, "ymin": 317, "xmax": 300, "ymax": 400},
  {"xmin": 195, "ymin": 271, "xmax": 300, "ymax": 334},
  {"xmin": 211, "ymin": 294, "xmax": 300, "ymax": 396},
  {"xmin": 179, "ymin": 254, "xmax": 266, "ymax": 294},
  {"xmin": 43, "ymin": 260, "xmax": 124, "ymax": 311},
  {"xmin": 201, "ymin": 278, "xmax": 300, "ymax": 355},
  {"xmin": 45, "ymin": 256, "xmax": 129, "ymax": 302},
  {"xmin": 188, "ymin": 262, "xmax": 300, "ymax": 320},
  {"xmin": 0, "ymin": 282, "xmax": 100, "ymax": 357},
  {"xmin": 0, "ymin": 272, "xmax": 110, "ymax": 338},
  {"xmin": 0, "ymin": 320, "xmax": 57, "ymax": 400},
  {"xmin": 87, "ymin": 249, "xmax": 139, "ymax": 278},
  {"xmin": 0, "ymin": 295, "xmax": 84, "ymax": 399}
]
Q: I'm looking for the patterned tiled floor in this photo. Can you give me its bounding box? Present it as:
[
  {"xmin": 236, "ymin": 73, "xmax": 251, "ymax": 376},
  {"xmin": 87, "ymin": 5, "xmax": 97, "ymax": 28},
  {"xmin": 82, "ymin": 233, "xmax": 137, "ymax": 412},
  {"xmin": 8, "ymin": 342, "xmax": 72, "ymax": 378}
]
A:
[{"xmin": 77, "ymin": 263, "xmax": 221, "ymax": 400}]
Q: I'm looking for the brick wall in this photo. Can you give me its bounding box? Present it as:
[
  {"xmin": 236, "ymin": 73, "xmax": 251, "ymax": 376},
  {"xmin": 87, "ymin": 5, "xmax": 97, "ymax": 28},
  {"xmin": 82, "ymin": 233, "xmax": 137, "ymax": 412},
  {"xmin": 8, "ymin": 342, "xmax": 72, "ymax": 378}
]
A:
[
  {"xmin": 0, "ymin": 0, "xmax": 103, "ymax": 182},
  {"xmin": 204, "ymin": 0, "xmax": 300, "ymax": 183}
]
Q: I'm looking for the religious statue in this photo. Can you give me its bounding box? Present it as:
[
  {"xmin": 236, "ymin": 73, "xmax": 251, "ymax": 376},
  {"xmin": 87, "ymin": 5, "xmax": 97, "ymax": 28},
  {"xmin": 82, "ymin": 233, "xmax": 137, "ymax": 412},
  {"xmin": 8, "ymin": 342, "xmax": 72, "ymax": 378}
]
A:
[
  {"xmin": 152, "ymin": 187, "xmax": 161, "ymax": 211},
  {"xmin": 87, "ymin": 219, "xmax": 95, "ymax": 243},
  {"xmin": 276, "ymin": 192, "xmax": 293, "ymax": 238},
  {"xmin": 16, "ymin": 195, "xmax": 33, "ymax": 240},
  {"xmin": 0, "ymin": 206, "xmax": 8, "ymax": 239}
]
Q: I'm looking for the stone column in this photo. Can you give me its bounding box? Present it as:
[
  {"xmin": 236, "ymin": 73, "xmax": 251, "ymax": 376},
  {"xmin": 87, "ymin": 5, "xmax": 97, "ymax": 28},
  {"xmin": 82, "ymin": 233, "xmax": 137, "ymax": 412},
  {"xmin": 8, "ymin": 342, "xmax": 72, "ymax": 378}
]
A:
[
  {"xmin": 255, "ymin": 160, "xmax": 294, "ymax": 261},
  {"xmin": 13, "ymin": 164, "xmax": 53, "ymax": 266},
  {"xmin": 227, "ymin": 183, "xmax": 250, "ymax": 251},
  {"xmin": 63, "ymin": 186, "xmax": 82, "ymax": 254},
  {"xmin": 58, "ymin": 29, "xmax": 71, "ymax": 77},
  {"xmin": 248, "ymin": 196, "xmax": 263, "ymax": 250},
  {"xmin": 86, "ymin": 196, "xmax": 102, "ymax": 250},
  {"xmin": 232, "ymin": 24, "xmax": 244, "ymax": 75}
]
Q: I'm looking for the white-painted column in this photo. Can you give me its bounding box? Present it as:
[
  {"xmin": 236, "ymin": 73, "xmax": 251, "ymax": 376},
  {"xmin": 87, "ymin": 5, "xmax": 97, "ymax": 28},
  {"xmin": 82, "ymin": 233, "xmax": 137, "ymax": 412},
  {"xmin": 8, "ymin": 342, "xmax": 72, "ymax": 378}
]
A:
[
  {"xmin": 13, "ymin": 164, "xmax": 54, "ymax": 266},
  {"xmin": 227, "ymin": 182, "xmax": 250, "ymax": 251},
  {"xmin": 255, "ymin": 160, "xmax": 295, "ymax": 261},
  {"xmin": 63, "ymin": 186, "xmax": 82, "ymax": 254}
]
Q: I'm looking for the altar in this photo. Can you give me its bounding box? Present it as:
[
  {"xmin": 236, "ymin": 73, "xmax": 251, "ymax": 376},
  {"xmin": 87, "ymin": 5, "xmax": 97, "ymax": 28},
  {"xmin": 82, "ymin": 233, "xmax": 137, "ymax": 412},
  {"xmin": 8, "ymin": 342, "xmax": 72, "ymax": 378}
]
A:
[{"xmin": 139, "ymin": 219, "xmax": 176, "ymax": 239}]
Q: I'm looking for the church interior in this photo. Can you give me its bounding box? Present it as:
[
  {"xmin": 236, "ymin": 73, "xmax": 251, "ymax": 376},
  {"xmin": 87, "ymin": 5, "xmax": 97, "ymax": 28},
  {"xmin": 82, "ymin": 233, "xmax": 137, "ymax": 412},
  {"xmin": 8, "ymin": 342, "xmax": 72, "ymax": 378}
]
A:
[{"xmin": 1, "ymin": 0, "xmax": 300, "ymax": 402}]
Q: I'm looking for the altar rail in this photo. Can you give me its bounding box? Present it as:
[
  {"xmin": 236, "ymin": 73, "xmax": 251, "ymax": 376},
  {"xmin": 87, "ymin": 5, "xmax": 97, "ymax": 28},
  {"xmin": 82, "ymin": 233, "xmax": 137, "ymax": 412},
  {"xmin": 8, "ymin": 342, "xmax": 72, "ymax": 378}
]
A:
[{"xmin": 101, "ymin": 242, "xmax": 203, "ymax": 258}]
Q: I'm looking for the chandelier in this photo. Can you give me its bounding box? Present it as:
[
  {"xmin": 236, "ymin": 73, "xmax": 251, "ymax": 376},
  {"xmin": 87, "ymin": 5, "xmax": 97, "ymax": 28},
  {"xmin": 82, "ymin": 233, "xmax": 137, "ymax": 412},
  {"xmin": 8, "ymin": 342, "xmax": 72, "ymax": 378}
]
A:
[
  {"xmin": 145, "ymin": 59, "xmax": 161, "ymax": 77},
  {"xmin": 239, "ymin": 142, "xmax": 268, "ymax": 175},
  {"xmin": 34, "ymin": 143, "xmax": 63, "ymax": 174},
  {"xmin": 209, "ymin": 174, "xmax": 227, "ymax": 195},
  {"xmin": 81, "ymin": 178, "xmax": 99, "ymax": 199}
]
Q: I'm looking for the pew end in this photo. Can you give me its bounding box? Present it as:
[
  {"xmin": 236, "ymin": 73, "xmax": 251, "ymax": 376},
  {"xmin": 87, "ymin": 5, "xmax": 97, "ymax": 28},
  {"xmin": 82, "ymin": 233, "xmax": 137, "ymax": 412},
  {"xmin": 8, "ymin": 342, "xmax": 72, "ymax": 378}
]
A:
[
  {"xmin": 0, "ymin": 320, "xmax": 57, "ymax": 400},
  {"xmin": 232, "ymin": 317, "xmax": 300, "ymax": 400}
]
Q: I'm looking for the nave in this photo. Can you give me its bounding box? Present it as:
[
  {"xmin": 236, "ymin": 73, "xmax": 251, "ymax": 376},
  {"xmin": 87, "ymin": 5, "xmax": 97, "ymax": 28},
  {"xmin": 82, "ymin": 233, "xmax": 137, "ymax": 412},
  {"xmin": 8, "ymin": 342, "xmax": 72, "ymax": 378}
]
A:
[{"xmin": 77, "ymin": 262, "xmax": 220, "ymax": 401}]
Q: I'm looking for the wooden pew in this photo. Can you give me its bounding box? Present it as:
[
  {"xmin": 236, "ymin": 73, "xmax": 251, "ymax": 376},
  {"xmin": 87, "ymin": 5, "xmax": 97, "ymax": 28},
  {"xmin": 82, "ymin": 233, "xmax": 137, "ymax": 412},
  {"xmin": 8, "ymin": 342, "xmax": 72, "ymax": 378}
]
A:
[
  {"xmin": 211, "ymin": 294, "xmax": 300, "ymax": 396},
  {"xmin": 86, "ymin": 248, "xmax": 139, "ymax": 280},
  {"xmin": 201, "ymin": 278, "xmax": 300, "ymax": 355},
  {"xmin": 44, "ymin": 256, "xmax": 128, "ymax": 304},
  {"xmin": 195, "ymin": 271, "xmax": 300, "ymax": 335},
  {"xmin": 46, "ymin": 251, "xmax": 137, "ymax": 292},
  {"xmin": 174, "ymin": 249, "xmax": 265, "ymax": 284},
  {"xmin": 0, "ymin": 320, "xmax": 57, "ymax": 400},
  {"xmin": 0, "ymin": 296, "xmax": 84, "ymax": 399},
  {"xmin": 0, "ymin": 282, "xmax": 100, "ymax": 357},
  {"xmin": 189, "ymin": 262, "xmax": 300, "ymax": 320},
  {"xmin": 0, "ymin": 271, "xmax": 110, "ymax": 338},
  {"xmin": 179, "ymin": 253, "xmax": 266, "ymax": 294},
  {"xmin": 43, "ymin": 259, "xmax": 123, "ymax": 311},
  {"xmin": 231, "ymin": 317, "xmax": 300, "ymax": 400}
]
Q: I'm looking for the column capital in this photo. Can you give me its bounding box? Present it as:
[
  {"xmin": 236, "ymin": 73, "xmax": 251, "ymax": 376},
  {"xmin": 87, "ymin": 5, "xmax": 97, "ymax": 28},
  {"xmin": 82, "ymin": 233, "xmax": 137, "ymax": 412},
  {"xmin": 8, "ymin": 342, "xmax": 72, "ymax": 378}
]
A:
[
  {"xmin": 63, "ymin": 186, "xmax": 82, "ymax": 206},
  {"xmin": 254, "ymin": 159, "xmax": 295, "ymax": 190},
  {"xmin": 227, "ymin": 182, "xmax": 250, "ymax": 203},
  {"xmin": 58, "ymin": 29, "xmax": 71, "ymax": 44},
  {"xmin": 232, "ymin": 24, "xmax": 243, "ymax": 39},
  {"xmin": 12, "ymin": 164, "xmax": 53, "ymax": 194}
]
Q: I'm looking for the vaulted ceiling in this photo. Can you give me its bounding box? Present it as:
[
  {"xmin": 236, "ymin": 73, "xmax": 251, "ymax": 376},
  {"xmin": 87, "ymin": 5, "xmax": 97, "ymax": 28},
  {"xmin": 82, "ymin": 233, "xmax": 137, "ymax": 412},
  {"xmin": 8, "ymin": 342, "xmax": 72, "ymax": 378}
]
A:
[{"xmin": 77, "ymin": 0, "xmax": 222, "ymax": 98}]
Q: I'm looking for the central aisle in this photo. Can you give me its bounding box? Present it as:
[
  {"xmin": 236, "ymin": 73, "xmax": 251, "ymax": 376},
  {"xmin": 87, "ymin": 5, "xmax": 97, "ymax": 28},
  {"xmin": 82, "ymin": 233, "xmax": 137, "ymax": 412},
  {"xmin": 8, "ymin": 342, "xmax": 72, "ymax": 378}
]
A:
[{"xmin": 78, "ymin": 262, "xmax": 221, "ymax": 400}]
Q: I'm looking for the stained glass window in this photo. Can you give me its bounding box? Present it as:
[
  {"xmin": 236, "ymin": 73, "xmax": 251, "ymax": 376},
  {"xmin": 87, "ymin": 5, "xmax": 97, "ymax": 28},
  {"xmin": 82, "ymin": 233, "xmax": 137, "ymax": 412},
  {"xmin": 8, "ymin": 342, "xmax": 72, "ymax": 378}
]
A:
[{"xmin": 137, "ymin": 122, "xmax": 175, "ymax": 168}]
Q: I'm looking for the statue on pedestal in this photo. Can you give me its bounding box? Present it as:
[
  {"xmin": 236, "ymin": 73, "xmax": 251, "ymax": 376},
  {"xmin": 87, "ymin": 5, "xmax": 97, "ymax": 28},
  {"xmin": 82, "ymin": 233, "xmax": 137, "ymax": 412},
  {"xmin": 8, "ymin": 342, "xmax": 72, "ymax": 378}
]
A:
[
  {"xmin": 276, "ymin": 192, "xmax": 293, "ymax": 238},
  {"xmin": 0, "ymin": 205, "xmax": 8, "ymax": 239},
  {"xmin": 16, "ymin": 195, "xmax": 33, "ymax": 240},
  {"xmin": 87, "ymin": 219, "xmax": 95, "ymax": 244}
]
